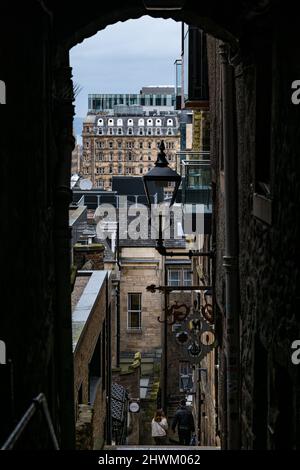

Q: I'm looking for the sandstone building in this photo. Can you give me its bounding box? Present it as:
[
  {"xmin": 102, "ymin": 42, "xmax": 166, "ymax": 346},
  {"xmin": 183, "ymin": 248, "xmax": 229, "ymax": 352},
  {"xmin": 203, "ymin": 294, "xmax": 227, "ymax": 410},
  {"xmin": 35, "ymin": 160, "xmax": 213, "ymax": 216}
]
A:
[{"xmin": 81, "ymin": 110, "xmax": 180, "ymax": 196}]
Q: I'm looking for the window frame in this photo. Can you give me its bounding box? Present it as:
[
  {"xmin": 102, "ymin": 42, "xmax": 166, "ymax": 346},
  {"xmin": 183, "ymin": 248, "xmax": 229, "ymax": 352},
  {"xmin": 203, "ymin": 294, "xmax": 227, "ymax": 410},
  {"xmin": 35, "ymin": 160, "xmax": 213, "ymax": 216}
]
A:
[{"xmin": 127, "ymin": 293, "xmax": 142, "ymax": 331}]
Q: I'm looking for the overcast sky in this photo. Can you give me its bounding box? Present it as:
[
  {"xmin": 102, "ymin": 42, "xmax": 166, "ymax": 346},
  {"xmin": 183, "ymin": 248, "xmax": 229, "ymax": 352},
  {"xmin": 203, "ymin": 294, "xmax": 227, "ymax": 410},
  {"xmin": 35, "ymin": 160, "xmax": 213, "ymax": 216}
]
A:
[{"xmin": 70, "ymin": 16, "xmax": 181, "ymax": 118}]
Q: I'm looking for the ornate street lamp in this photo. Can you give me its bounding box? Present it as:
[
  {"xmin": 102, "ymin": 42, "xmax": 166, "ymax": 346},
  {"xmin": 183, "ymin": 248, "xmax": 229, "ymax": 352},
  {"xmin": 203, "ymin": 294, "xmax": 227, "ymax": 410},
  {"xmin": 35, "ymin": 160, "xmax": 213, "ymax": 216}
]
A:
[{"xmin": 143, "ymin": 140, "xmax": 181, "ymax": 207}]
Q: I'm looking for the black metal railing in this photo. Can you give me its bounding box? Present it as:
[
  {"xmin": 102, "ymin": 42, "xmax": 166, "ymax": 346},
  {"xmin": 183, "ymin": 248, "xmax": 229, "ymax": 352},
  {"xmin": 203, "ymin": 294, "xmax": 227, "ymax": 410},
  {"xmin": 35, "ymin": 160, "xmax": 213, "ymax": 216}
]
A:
[{"xmin": 1, "ymin": 393, "xmax": 59, "ymax": 450}]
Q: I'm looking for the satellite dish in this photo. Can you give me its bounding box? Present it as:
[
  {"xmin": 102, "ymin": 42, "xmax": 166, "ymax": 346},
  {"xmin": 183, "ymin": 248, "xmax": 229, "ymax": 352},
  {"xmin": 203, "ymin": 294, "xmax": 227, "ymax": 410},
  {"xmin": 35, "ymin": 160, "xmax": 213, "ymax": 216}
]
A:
[{"xmin": 79, "ymin": 178, "xmax": 93, "ymax": 190}]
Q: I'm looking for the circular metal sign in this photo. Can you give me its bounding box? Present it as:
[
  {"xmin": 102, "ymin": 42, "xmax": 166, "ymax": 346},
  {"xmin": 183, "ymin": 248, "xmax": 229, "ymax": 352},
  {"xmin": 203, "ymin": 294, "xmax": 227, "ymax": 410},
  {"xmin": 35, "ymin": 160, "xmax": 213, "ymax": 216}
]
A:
[{"xmin": 129, "ymin": 401, "xmax": 140, "ymax": 413}]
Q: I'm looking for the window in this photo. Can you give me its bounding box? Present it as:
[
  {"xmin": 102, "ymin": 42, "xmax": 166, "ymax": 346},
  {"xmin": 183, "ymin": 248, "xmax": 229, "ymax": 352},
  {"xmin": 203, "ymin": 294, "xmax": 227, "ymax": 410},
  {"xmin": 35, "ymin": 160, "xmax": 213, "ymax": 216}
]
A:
[
  {"xmin": 109, "ymin": 152, "xmax": 113, "ymax": 161},
  {"xmin": 109, "ymin": 141, "xmax": 113, "ymax": 149},
  {"xmin": 147, "ymin": 128, "xmax": 152, "ymax": 135},
  {"xmin": 117, "ymin": 128, "xmax": 123, "ymax": 135},
  {"xmin": 148, "ymin": 142, "xmax": 152, "ymax": 149},
  {"xmin": 85, "ymin": 141, "xmax": 90, "ymax": 149},
  {"xmin": 127, "ymin": 293, "xmax": 142, "ymax": 330},
  {"xmin": 139, "ymin": 167, "xmax": 143, "ymax": 174},
  {"xmin": 127, "ymin": 118, "xmax": 133, "ymax": 126},
  {"xmin": 167, "ymin": 118, "xmax": 173, "ymax": 126},
  {"xmin": 183, "ymin": 269, "xmax": 192, "ymax": 286},
  {"xmin": 109, "ymin": 166, "xmax": 113, "ymax": 173},
  {"xmin": 138, "ymin": 128, "xmax": 144, "ymax": 135},
  {"xmin": 97, "ymin": 118, "xmax": 104, "ymax": 126},
  {"xmin": 156, "ymin": 119, "xmax": 162, "ymax": 126},
  {"xmin": 108, "ymin": 127, "xmax": 114, "ymax": 135},
  {"xmin": 168, "ymin": 270, "xmax": 180, "ymax": 286},
  {"xmin": 118, "ymin": 152, "xmax": 122, "ymax": 161},
  {"xmin": 108, "ymin": 118, "xmax": 114, "ymax": 126},
  {"xmin": 128, "ymin": 152, "xmax": 132, "ymax": 161},
  {"xmin": 139, "ymin": 142, "xmax": 143, "ymax": 149},
  {"xmin": 128, "ymin": 127, "xmax": 133, "ymax": 135},
  {"xmin": 117, "ymin": 118, "xmax": 123, "ymax": 126},
  {"xmin": 168, "ymin": 268, "xmax": 192, "ymax": 286},
  {"xmin": 147, "ymin": 118, "xmax": 153, "ymax": 126},
  {"xmin": 126, "ymin": 141, "xmax": 133, "ymax": 149},
  {"xmin": 156, "ymin": 128, "xmax": 161, "ymax": 135},
  {"xmin": 167, "ymin": 128, "xmax": 173, "ymax": 135},
  {"xmin": 98, "ymin": 128, "xmax": 103, "ymax": 135},
  {"xmin": 96, "ymin": 180, "xmax": 104, "ymax": 188},
  {"xmin": 138, "ymin": 118, "xmax": 144, "ymax": 126},
  {"xmin": 118, "ymin": 165, "xmax": 122, "ymax": 174}
]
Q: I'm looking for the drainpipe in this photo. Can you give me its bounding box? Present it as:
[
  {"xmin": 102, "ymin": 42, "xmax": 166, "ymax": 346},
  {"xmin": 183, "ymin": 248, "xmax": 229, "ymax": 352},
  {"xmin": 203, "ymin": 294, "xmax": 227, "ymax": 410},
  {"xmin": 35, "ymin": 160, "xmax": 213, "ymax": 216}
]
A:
[
  {"xmin": 116, "ymin": 285, "xmax": 121, "ymax": 369},
  {"xmin": 106, "ymin": 276, "xmax": 112, "ymax": 445},
  {"xmin": 219, "ymin": 42, "xmax": 240, "ymax": 450}
]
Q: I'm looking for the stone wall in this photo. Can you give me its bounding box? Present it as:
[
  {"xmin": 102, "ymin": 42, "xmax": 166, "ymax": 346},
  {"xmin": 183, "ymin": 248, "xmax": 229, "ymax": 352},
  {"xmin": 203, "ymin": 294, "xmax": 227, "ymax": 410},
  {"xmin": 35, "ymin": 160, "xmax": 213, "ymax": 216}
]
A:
[
  {"xmin": 207, "ymin": 8, "xmax": 300, "ymax": 448},
  {"xmin": 112, "ymin": 352, "xmax": 141, "ymax": 445},
  {"xmin": 119, "ymin": 248, "xmax": 163, "ymax": 354},
  {"xmin": 73, "ymin": 243, "xmax": 105, "ymax": 270},
  {"xmin": 73, "ymin": 274, "xmax": 109, "ymax": 449}
]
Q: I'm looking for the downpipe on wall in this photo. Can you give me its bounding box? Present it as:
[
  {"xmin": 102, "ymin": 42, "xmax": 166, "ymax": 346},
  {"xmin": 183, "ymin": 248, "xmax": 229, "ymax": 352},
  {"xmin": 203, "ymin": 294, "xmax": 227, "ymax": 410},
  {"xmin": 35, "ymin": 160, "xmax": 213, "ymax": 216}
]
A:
[{"xmin": 219, "ymin": 42, "xmax": 241, "ymax": 450}]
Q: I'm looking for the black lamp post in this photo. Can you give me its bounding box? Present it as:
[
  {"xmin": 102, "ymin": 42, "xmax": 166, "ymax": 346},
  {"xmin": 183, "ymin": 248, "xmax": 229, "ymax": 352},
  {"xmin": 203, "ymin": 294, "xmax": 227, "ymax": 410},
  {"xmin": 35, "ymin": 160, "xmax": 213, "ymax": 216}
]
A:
[{"xmin": 143, "ymin": 140, "xmax": 181, "ymax": 207}]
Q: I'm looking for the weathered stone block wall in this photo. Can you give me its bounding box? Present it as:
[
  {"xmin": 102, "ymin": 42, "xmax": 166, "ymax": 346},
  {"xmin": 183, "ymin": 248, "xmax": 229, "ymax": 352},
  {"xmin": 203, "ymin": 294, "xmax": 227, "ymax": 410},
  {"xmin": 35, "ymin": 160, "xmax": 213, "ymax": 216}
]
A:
[
  {"xmin": 113, "ymin": 353, "xmax": 141, "ymax": 445},
  {"xmin": 73, "ymin": 243, "xmax": 105, "ymax": 270},
  {"xmin": 120, "ymin": 252, "xmax": 163, "ymax": 353},
  {"xmin": 73, "ymin": 276, "xmax": 108, "ymax": 449},
  {"xmin": 208, "ymin": 8, "xmax": 300, "ymax": 448}
]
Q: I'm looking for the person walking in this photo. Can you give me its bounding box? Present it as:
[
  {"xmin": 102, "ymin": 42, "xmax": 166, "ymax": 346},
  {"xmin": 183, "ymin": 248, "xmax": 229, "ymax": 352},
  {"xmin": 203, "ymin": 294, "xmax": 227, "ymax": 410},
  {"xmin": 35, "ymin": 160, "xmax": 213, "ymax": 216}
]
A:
[
  {"xmin": 151, "ymin": 409, "xmax": 168, "ymax": 445},
  {"xmin": 171, "ymin": 399, "xmax": 195, "ymax": 445}
]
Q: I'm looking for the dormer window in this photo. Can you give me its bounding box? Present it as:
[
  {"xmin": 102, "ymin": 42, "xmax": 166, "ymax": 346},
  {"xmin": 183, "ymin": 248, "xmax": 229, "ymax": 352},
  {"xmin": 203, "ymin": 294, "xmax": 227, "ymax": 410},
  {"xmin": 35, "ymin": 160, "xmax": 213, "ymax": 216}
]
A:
[
  {"xmin": 117, "ymin": 128, "xmax": 123, "ymax": 135},
  {"xmin": 108, "ymin": 127, "xmax": 114, "ymax": 135},
  {"xmin": 156, "ymin": 128, "xmax": 161, "ymax": 135},
  {"xmin": 98, "ymin": 128, "xmax": 103, "ymax": 135},
  {"xmin": 138, "ymin": 118, "xmax": 144, "ymax": 126},
  {"xmin": 108, "ymin": 118, "xmax": 114, "ymax": 126},
  {"xmin": 138, "ymin": 128, "xmax": 144, "ymax": 135},
  {"xmin": 117, "ymin": 118, "xmax": 123, "ymax": 126},
  {"xmin": 167, "ymin": 128, "xmax": 173, "ymax": 135},
  {"xmin": 167, "ymin": 119, "xmax": 173, "ymax": 126},
  {"xmin": 97, "ymin": 118, "xmax": 104, "ymax": 126},
  {"xmin": 156, "ymin": 119, "xmax": 162, "ymax": 126},
  {"xmin": 128, "ymin": 127, "xmax": 133, "ymax": 135},
  {"xmin": 147, "ymin": 118, "xmax": 153, "ymax": 126},
  {"xmin": 147, "ymin": 128, "xmax": 152, "ymax": 135},
  {"xmin": 127, "ymin": 119, "xmax": 133, "ymax": 126}
]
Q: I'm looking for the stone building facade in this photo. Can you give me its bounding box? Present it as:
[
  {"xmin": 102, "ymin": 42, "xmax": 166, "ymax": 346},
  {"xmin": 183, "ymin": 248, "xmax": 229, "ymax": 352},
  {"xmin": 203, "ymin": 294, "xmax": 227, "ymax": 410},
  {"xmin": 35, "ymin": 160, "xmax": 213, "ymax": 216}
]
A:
[
  {"xmin": 1, "ymin": 0, "xmax": 300, "ymax": 451},
  {"xmin": 71, "ymin": 142, "xmax": 82, "ymax": 175},
  {"xmin": 81, "ymin": 112, "xmax": 180, "ymax": 195},
  {"xmin": 118, "ymin": 246, "xmax": 163, "ymax": 355}
]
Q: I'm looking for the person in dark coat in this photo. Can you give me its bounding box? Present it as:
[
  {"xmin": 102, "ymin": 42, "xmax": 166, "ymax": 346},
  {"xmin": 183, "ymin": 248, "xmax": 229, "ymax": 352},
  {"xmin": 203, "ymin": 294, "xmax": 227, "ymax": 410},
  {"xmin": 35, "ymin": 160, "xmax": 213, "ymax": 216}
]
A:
[{"xmin": 171, "ymin": 399, "xmax": 195, "ymax": 445}]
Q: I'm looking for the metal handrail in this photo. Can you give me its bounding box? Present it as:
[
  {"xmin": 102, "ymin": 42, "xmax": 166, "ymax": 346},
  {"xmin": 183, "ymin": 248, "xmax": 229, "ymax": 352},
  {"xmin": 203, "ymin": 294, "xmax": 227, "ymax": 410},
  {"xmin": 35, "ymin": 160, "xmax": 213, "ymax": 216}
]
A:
[{"xmin": 1, "ymin": 393, "xmax": 59, "ymax": 450}]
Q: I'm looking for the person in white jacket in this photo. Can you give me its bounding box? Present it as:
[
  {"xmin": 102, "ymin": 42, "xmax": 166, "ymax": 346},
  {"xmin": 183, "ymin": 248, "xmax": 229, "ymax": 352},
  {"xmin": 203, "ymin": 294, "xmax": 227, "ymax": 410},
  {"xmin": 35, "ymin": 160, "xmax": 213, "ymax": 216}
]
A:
[{"xmin": 151, "ymin": 409, "xmax": 168, "ymax": 445}]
